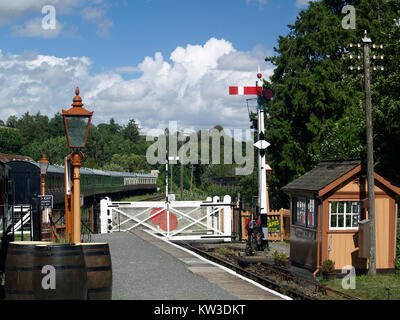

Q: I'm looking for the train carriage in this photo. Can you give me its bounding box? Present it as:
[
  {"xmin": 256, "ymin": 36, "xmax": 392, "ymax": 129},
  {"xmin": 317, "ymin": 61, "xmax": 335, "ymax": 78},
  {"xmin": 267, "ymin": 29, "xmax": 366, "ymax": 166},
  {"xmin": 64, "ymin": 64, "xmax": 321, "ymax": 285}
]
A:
[
  {"xmin": 4, "ymin": 159, "xmax": 157, "ymax": 207},
  {"xmin": 0, "ymin": 161, "xmax": 12, "ymax": 273}
]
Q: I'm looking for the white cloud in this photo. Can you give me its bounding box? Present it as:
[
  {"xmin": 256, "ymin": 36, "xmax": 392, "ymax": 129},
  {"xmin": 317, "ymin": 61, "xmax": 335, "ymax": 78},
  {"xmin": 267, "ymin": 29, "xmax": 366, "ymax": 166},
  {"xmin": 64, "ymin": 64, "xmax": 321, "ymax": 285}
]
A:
[
  {"xmin": 0, "ymin": 38, "xmax": 275, "ymax": 133},
  {"xmin": 296, "ymin": 0, "xmax": 317, "ymax": 8},
  {"xmin": 246, "ymin": 0, "xmax": 267, "ymax": 6},
  {"xmin": 81, "ymin": 4, "xmax": 113, "ymax": 37},
  {"xmin": 0, "ymin": 0, "xmax": 79, "ymax": 25},
  {"xmin": 12, "ymin": 17, "xmax": 63, "ymax": 38},
  {"xmin": 0, "ymin": 0, "xmax": 112, "ymax": 38}
]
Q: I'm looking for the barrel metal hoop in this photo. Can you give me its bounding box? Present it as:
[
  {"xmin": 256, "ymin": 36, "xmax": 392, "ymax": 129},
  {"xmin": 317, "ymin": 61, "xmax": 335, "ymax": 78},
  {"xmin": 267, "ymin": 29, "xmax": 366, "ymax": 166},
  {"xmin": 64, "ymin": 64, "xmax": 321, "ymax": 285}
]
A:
[
  {"xmin": 83, "ymin": 251, "xmax": 110, "ymax": 256},
  {"xmin": 87, "ymin": 286, "xmax": 112, "ymax": 293},
  {"xmin": 86, "ymin": 266, "xmax": 112, "ymax": 272},
  {"xmin": 33, "ymin": 264, "xmax": 86, "ymax": 271},
  {"xmin": 5, "ymin": 289, "xmax": 34, "ymax": 295}
]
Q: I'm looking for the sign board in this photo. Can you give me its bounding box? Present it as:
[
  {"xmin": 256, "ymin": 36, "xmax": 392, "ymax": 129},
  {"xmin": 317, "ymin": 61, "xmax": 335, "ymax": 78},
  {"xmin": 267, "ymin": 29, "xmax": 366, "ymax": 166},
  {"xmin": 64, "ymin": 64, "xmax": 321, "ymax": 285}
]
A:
[
  {"xmin": 39, "ymin": 195, "xmax": 53, "ymax": 210},
  {"xmin": 267, "ymin": 219, "xmax": 280, "ymax": 233}
]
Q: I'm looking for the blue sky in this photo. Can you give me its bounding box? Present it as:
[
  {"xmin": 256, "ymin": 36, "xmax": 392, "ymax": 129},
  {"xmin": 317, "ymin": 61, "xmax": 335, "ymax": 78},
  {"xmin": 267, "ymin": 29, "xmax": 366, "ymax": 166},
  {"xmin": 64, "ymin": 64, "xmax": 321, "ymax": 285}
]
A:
[{"xmin": 0, "ymin": 0, "xmax": 314, "ymax": 131}]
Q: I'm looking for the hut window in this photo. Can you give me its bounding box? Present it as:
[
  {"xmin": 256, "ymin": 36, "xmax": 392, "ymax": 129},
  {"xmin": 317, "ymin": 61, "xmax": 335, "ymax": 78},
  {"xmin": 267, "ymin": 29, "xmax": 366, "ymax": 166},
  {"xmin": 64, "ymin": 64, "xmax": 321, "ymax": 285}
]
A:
[
  {"xmin": 294, "ymin": 198, "xmax": 317, "ymax": 228},
  {"xmin": 329, "ymin": 201, "xmax": 360, "ymax": 230},
  {"xmin": 295, "ymin": 198, "xmax": 306, "ymax": 226},
  {"xmin": 307, "ymin": 199, "xmax": 315, "ymax": 227}
]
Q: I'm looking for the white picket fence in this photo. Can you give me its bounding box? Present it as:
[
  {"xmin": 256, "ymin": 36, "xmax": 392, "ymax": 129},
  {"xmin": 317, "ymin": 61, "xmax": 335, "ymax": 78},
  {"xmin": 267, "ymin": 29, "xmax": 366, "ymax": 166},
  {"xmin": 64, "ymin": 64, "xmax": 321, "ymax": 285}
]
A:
[{"xmin": 100, "ymin": 195, "xmax": 232, "ymax": 241}]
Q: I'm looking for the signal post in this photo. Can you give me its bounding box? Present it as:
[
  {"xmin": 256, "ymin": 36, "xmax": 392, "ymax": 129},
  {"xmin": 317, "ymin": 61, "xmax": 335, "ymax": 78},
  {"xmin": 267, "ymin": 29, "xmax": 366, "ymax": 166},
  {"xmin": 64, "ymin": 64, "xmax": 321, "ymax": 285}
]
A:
[{"xmin": 229, "ymin": 69, "xmax": 272, "ymax": 250}]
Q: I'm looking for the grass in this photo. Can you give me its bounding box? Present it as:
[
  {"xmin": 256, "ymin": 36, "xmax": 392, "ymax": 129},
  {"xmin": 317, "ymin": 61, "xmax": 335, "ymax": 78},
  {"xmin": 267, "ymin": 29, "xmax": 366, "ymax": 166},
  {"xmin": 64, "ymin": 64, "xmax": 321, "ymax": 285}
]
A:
[
  {"xmin": 217, "ymin": 248, "xmax": 229, "ymax": 255},
  {"xmin": 120, "ymin": 192, "xmax": 162, "ymax": 202},
  {"xmin": 321, "ymin": 273, "xmax": 400, "ymax": 300}
]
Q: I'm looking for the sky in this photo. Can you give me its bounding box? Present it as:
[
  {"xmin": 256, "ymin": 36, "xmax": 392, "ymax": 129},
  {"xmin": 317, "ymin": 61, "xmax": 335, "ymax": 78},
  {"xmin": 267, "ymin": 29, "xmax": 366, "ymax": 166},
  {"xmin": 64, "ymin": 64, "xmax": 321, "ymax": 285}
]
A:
[{"xmin": 0, "ymin": 0, "xmax": 315, "ymax": 134}]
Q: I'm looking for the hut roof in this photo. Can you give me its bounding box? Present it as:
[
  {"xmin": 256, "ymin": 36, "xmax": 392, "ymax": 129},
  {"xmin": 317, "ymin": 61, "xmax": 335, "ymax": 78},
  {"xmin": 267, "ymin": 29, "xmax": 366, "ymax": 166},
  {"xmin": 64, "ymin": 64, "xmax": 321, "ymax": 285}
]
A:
[{"xmin": 281, "ymin": 159, "xmax": 361, "ymax": 194}]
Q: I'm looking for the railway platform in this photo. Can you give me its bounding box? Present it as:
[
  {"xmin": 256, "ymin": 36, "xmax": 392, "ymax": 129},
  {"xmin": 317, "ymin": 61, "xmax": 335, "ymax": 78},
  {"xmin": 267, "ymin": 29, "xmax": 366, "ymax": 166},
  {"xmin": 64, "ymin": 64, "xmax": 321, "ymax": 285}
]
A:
[{"xmin": 90, "ymin": 230, "xmax": 290, "ymax": 300}]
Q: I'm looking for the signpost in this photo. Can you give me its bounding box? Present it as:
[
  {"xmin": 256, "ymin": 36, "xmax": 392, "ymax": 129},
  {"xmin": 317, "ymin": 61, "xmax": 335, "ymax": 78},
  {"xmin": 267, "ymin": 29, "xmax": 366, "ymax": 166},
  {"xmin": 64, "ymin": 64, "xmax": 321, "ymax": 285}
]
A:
[{"xmin": 39, "ymin": 195, "xmax": 53, "ymax": 210}]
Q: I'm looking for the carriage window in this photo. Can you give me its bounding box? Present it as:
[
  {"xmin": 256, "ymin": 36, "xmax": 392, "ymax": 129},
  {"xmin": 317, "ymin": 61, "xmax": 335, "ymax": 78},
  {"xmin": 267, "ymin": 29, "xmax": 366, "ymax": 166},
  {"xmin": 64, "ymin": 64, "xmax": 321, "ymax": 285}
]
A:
[{"xmin": 329, "ymin": 201, "xmax": 360, "ymax": 230}]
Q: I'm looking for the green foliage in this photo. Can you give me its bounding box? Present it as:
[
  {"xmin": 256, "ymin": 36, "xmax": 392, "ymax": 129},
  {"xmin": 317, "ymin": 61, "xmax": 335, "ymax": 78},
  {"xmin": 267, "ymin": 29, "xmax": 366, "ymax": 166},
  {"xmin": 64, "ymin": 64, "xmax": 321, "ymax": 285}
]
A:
[
  {"xmin": 0, "ymin": 126, "xmax": 23, "ymax": 154},
  {"xmin": 321, "ymin": 259, "xmax": 335, "ymax": 273},
  {"xmin": 263, "ymin": 0, "xmax": 400, "ymax": 209},
  {"xmin": 279, "ymin": 252, "xmax": 289, "ymax": 262},
  {"xmin": 21, "ymin": 136, "xmax": 70, "ymax": 164}
]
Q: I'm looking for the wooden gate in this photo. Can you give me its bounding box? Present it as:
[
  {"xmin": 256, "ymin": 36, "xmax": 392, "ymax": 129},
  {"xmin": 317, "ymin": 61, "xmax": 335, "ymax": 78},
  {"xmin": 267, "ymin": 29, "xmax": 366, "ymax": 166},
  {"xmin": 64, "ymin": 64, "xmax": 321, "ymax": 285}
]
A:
[{"xmin": 237, "ymin": 208, "xmax": 290, "ymax": 242}]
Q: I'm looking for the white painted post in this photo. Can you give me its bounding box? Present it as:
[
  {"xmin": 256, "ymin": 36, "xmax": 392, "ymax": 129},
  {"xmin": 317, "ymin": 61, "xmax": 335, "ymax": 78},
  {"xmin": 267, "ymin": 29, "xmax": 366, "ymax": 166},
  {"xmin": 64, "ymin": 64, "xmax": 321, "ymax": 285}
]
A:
[
  {"xmin": 206, "ymin": 196, "xmax": 212, "ymax": 232},
  {"xmin": 213, "ymin": 196, "xmax": 220, "ymax": 232},
  {"xmin": 100, "ymin": 197, "xmax": 110, "ymax": 234},
  {"xmin": 223, "ymin": 195, "xmax": 232, "ymax": 242}
]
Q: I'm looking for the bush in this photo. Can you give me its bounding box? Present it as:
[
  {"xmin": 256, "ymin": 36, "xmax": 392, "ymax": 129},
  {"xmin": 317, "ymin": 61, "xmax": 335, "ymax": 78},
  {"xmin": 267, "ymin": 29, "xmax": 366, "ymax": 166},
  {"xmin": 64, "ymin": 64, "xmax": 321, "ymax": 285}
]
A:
[
  {"xmin": 279, "ymin": 252, "xmax": 289, "ymax": 262},
  {"xmin": 321, "ymin": 259, "xmax": 335, "ymax": 273}
]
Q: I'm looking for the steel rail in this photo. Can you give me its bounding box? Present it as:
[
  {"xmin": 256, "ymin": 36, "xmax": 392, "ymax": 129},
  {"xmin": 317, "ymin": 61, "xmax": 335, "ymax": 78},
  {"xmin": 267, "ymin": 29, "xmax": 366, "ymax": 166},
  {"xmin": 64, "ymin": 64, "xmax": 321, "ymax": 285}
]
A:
[
  {"xmin": 258, "ymin": 261, "xmax": 361, "ymax": 300},
  {"xmin": 180, "ymin": 242, "xmax": 316, "ymax": 300},
  {"xmin": 181, "ymin": 242, "xmax": 361, "ymax": 301}
]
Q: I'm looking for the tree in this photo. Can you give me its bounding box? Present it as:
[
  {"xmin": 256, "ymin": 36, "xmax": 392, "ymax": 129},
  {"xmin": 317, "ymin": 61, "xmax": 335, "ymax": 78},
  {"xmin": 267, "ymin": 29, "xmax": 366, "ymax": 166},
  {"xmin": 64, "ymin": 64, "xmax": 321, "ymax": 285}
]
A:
[
  {"xmin": 123, "ymin": 119, "xmax": 140, "ymax": 144},
  {"xmin": 0, "ymin": 127, "xmax": 23, "ymax": 154},
  {"xmin": 21, "ymin": 135, "xmax": 70, "ymax": 164},
  {"xmin": 6, "ymin": 115, "xmax": 18, "ymax": 128},
  {"xmin": 263, "ymin": 0, "xmax": 400, "ymax": 209}
]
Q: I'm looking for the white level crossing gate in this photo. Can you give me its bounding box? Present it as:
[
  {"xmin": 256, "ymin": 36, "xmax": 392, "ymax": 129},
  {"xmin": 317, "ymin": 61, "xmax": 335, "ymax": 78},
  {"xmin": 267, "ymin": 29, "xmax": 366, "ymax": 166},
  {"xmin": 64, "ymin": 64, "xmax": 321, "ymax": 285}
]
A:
[{"xmin": 100, "ymin": 196, "xmax": 232, "ymax": 241}]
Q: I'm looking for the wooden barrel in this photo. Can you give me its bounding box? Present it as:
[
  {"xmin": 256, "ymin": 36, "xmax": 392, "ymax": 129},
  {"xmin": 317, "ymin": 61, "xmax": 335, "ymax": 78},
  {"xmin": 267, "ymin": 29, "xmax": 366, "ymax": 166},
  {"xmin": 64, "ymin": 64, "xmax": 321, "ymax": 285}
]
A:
[
  {"xmin": 5, "ymin": 241, "xmax": 52, "ymax": 300},
  {"xmin": 79, "ymin": 243, "xmax": 112, "ymax": 300},
  {"xmin": 33, "ymin": 244, "xmax": 87, "ymax": 300}
]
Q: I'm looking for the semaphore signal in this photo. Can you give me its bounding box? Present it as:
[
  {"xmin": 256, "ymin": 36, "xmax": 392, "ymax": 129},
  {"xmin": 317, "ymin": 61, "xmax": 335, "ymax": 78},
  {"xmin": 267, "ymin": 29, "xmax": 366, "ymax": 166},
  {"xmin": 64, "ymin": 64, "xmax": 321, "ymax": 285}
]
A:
[{"xmin": 229, "ymin": 67, "xmax": 273, "ymax": 252}]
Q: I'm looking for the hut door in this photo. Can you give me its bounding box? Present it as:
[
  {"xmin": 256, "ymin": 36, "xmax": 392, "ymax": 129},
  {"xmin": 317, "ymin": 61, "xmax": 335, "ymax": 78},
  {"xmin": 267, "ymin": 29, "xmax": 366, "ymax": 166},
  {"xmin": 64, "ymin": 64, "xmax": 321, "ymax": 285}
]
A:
[{"xmin": 375, "ymin": 198, "xmax": 390, "ymax": 269}]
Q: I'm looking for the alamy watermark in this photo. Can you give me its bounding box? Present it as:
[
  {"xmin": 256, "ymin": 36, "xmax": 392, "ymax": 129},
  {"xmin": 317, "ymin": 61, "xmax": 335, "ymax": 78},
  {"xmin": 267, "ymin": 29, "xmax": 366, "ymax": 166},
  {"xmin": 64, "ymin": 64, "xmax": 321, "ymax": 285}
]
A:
[
  {"xmin": 41, "ymin": 265, "xmax": 56, "ymax": 290},
  {"xmin": 342, "ymin": 5, "xmax": 400, "ymax": 30},
  {"xmin": 146, "ymin": 121, "xmax": 255, "ymax": 176},
  {"xmin": 341, "ymin": 265, "xmax": 356, "ymax": 290},
  {"xmin": 41, "ymin": 5, "xmax": 57, "ymax": 30}
]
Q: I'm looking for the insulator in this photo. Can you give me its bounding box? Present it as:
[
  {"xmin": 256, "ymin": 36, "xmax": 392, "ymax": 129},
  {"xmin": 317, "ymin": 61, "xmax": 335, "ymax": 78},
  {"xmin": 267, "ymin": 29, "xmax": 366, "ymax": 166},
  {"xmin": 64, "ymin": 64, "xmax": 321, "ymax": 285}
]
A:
[
  {"xmin": 373, "ymin": 44, "xmax": 376, "ymax": 49},
  {"xmin": 373, "ymin": 67, "xmax": 377, "ymax": 71},
  {"xmin": 349, "ymin": 43, "xmax": 353, "ymax": 48},
  {"xmin": 357, "ymin": 66, "xmax": 361, "ymax": 71},
  {"xmin": 358, "ymin": 55, "xmax": 361, "ymax": 60},
  {"xmin": 381, "ymin": 55, "xmax": 384, "ymax": 60},
  {"xmin": 349, "ymin": 54, "xmax": 353, "ymax": 59},
  {"xmin": 381, "ymin": 66, "xmax": 384, "ymax": 71},
  {"xmin": 380, "ymin": 45, "xmax": 383, "ymax": 49},
  {"xmin": 357, "ymin": 43, "xmax": 361, "ymax": 48},
  {"xmin": 373, "ymin": 55, "xmax": 376, "ymax": 60},
  {"xmin": 350, "ymin": 66, "xmax": 354, "ymax": 70}
]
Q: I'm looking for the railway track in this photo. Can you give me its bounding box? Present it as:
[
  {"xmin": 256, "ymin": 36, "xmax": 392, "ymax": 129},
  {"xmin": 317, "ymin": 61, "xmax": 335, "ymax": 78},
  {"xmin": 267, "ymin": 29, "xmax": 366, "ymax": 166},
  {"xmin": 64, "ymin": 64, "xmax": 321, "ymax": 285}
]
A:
[{"xmin": 180, "ymin": 242, "xmax": 361, "ymax": 301}]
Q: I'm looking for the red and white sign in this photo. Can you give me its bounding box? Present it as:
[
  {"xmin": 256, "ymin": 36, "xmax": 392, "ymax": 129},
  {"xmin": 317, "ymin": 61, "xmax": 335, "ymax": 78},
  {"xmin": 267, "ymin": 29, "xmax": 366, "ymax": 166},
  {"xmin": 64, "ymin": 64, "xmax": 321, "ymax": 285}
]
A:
[{"xmin": 229, "ymin": 86, "xmax": 262, "ymax": 95}]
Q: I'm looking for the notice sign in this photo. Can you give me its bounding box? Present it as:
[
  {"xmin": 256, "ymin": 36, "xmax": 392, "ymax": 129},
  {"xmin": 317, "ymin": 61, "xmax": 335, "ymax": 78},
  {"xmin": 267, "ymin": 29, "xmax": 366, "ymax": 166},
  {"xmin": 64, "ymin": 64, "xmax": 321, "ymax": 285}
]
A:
[
  {"xmin": 267, "ymin": 219, "xmax": 280, "ymax": 233},
  {"xmin": 39, "ymin": 195, "xmax": 53, "ymax": 210}
]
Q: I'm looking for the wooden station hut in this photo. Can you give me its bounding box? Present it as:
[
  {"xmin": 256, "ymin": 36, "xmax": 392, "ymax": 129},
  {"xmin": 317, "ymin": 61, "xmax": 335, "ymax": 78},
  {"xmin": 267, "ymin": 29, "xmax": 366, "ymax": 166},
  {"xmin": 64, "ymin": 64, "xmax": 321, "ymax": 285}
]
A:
[{"xmin": 282, "ymin": 159, "xmax": 400, "ymax": 272}]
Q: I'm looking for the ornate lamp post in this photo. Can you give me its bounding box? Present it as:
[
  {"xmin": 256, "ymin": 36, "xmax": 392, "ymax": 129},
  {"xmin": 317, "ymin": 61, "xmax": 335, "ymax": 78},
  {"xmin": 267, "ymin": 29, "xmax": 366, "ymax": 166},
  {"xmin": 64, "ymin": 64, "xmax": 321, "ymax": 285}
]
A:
[
  {"xmin": 39, "ymin": 154, "xmax": 50, "ymax": 223},
  {"xmin": 62, "ymin": 88, "xmax": 93, "ymax": 243}
]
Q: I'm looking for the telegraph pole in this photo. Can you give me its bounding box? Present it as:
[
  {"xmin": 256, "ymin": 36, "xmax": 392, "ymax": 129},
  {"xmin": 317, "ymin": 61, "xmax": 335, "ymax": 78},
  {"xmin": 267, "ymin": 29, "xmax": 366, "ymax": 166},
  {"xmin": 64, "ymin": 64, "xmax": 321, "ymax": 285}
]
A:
[
  {"xmin": 363, "ymin": 33, "xmax": 376, "ymax": 276},
  {"xmin": 348, "ymin": 30, "xmax": 383, "ymax": 276}
]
